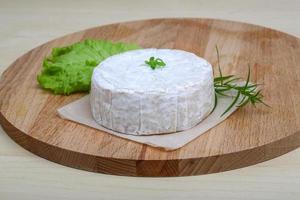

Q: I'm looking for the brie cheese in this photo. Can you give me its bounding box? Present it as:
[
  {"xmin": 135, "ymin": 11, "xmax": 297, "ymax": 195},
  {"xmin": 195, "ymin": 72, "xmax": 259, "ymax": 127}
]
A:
[{"xmin": 90, "ymin": 49, "xmax": 215, "ymax": 135}]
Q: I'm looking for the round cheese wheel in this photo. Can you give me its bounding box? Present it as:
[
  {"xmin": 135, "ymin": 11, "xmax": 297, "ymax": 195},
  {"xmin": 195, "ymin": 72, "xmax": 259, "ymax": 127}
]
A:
[{"xmin": 90, "ymin": 49, "xmax": 215, "ymax": 135}]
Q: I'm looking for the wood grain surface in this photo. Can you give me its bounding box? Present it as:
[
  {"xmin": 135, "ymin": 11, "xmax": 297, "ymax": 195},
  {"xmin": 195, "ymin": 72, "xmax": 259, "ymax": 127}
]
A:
[{"xmin": 0, "ymin": 18, "xmax": 299, "ymax": 177}]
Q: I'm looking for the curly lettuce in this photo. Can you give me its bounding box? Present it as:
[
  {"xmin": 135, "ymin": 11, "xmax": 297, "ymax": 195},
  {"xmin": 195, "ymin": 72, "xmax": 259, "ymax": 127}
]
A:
[{"xmin": 37, "ymin": 39, "xmax": 140, "ymax": 95}]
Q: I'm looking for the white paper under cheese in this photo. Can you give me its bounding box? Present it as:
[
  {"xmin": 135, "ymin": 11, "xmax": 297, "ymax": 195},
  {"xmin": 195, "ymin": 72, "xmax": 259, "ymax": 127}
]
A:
[{"xmin": 90, "ymin": 49, "xmax": 214, "ymax": 135}]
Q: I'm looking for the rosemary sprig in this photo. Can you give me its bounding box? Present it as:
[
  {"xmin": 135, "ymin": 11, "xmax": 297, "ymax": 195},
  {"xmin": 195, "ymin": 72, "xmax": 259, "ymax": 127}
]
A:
[
  {"xmin": 213, "ymin": 46, "xmax": 269, "ymax": 116},
  {"xmin": 145, "ymin": 57, "xmax": 166, "ymax": 70}
]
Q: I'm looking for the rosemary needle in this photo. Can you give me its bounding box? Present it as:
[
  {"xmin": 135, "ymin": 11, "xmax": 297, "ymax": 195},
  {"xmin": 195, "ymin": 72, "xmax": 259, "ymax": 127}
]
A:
[{"xmin": 213, "ymin": 46, "xmax": 268, "ymax": 116}]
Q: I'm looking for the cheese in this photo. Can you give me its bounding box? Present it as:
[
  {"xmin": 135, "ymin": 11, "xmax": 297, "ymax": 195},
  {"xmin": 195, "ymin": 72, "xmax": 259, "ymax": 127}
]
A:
[{"xmin": 90, "ymin": 49, "xmax": 215, "ymax": 135}]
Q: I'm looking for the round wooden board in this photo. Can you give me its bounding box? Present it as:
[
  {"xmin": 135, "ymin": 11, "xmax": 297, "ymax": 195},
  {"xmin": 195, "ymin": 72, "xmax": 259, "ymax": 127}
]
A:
[{"xmin": 0, "ymin": 18, "xmax": 300, "ymax": 177}]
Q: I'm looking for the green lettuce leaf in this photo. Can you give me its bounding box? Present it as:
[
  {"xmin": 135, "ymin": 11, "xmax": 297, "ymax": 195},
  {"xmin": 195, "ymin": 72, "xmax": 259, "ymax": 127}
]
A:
[{"xmin": 37, "ymin": 39, "xmax": 140, "ymax": 95}]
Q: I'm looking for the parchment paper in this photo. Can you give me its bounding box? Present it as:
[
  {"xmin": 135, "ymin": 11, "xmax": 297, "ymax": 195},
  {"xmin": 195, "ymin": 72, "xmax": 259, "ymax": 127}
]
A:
[{"xmin": 57, "ymin": 95, "xmax": 238, "ymax": 150}]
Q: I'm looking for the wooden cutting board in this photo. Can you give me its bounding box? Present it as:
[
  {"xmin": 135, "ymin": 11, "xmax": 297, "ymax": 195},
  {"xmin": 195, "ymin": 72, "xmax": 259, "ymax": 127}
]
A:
[{"xmin": 0, "ymin": 18, "xmax": 299, "ymax": 177}]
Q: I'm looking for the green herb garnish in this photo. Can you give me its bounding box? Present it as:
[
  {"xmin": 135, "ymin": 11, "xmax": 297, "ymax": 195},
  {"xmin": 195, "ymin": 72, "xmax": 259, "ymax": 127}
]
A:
[
  {"xmin": 212, "ymin": 46, "xmax": 269, "ymax": 116},
  {"xmin": 145, "ymin": 57, "xmax": 166, "ymax": 70}
]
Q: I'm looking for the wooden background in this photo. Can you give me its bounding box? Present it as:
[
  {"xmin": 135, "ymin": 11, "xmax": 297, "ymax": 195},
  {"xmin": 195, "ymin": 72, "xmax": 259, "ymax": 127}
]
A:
[
  {"xmin": 1, "ymin": 17, "xmax": 300, "ymax": 177},
  {"xmin": 0, "ymin": 0, "xmax": 300, "ymax": 199}
]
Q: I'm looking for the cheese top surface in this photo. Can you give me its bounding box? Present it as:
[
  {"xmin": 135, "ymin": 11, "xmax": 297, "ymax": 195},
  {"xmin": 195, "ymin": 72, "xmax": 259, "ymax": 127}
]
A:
[{"xmin": 92, "ymin": 49, "xmax": 213, "ymax": 93}]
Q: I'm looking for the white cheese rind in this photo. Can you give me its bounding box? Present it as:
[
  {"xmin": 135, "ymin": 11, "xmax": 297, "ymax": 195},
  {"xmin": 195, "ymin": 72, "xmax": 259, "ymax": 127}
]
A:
[{"xmin": 90, "ymin": 49, "xmax": 215, "ymax": 135}]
